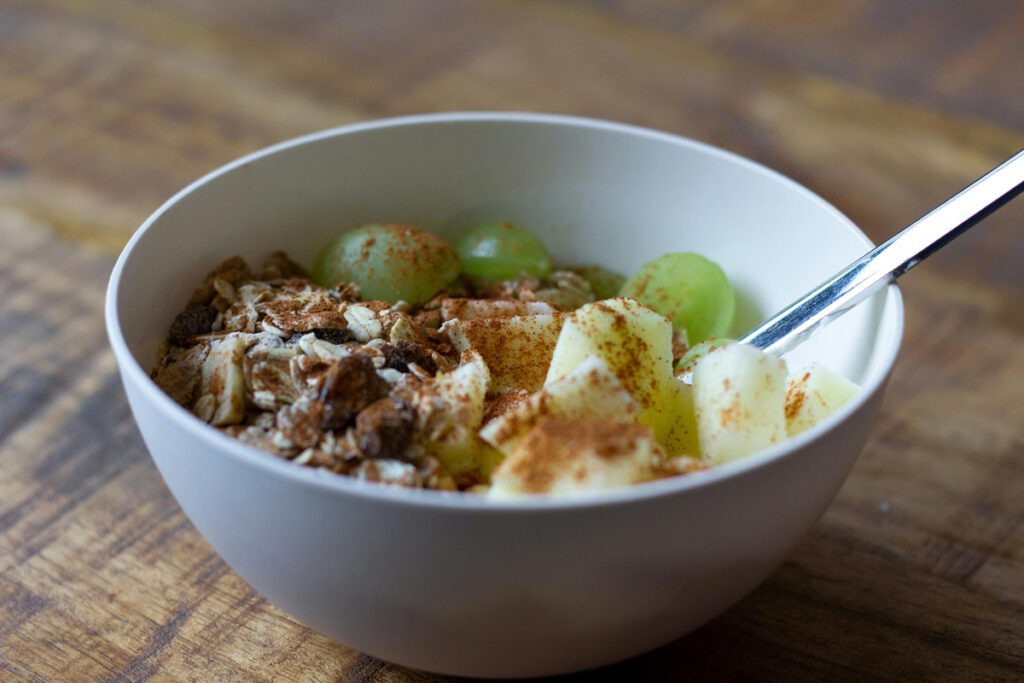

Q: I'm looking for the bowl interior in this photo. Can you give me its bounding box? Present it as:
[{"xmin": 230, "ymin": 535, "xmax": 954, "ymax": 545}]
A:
[{"xmin": 114, "ymin": 114, "xmax": 899, "ymax": 411}]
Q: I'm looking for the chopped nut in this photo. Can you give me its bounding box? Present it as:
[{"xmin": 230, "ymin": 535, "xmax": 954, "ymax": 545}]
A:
[{"xmin": 355, "ymin": 398, "xmax": 416, "ymax": 459}]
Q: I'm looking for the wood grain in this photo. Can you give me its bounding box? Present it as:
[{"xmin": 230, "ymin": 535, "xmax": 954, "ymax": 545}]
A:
[{"xmin": 1, "ymin": 1, "xmax": 1022, "ymax": 680}]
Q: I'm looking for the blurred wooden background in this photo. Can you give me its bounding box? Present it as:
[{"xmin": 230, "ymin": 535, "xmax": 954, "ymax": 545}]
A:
[{"xmin": 1, "ymin": 1, "xmax": 1023, "ymax": 679}]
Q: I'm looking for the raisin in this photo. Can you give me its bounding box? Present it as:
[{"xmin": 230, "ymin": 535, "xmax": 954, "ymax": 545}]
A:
[
  {"xmin": 168, "ymin": 304, "xmax": 218, "ymax": 346},
  {"xmin": 312, "ymin": 327, "xmax": 353, "ymax": 345},
  {"xmin": 355, "ymin": 398, "xmax": 416, "ymax": 459},
  {"xmin": 382, "ymin": 339, "xmax": 437, "ymax": 374},
  {"xmin": 316, "ymin": 353, "xmax": 390, "ymax": 430}
]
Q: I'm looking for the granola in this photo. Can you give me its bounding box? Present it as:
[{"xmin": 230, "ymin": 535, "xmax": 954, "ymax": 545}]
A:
[{"xmin": 153, "ymin": 251, "xmax": 600, "ymax": 491}]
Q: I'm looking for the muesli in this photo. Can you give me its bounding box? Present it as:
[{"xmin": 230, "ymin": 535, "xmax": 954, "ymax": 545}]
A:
[{"xmin": 154, "ymin": 223, "xmax": 859, "ymax": 497}]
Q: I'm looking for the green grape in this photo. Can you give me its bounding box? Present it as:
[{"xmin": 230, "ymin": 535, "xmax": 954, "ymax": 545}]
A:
[
  {"xmin": 570, "ymin": 266, "xmax": 626, "ymax": 300},
  {"xmin": 312, "ymin": 223, "xmax": 460, "ymax": 305},
  {"xmin": 454, "ymin": 221, "xmax": 553, "ymax": 281},
  {"xmin": 619, "ymin": 252, "xmax": 735, "ymax": 344},
  {"xmin": 675, "ymin": 337, "xmax": 733, "ymax": 376}
]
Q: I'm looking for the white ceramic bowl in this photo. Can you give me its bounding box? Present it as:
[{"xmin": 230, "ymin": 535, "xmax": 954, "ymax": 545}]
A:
[{"xmin": 106, "ymin": 113, "xmax": 903, "ymax": 678}]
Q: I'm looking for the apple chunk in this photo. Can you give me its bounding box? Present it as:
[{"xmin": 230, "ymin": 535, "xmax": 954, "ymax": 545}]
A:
[
  {"xmin": 480, "ymin": 355, "xmax": 640, "ymax": 454},
  {"xmin": 488, "ymin": 417, "xmax": 667, "ymax": 498},
  {"xmin": 785, "ymin": 363, "xmax": 859, "ymax": 436},
  {"xmin": 544, "ymin": 298, "xmax": 699, "ymax": 456},
  {"xmin": 692, "ymin": 343, "xmax": 787, "ymax": 464},
  {"xmin": 445, "ymin": 314, "xmax": 564, "ymax": 392}
]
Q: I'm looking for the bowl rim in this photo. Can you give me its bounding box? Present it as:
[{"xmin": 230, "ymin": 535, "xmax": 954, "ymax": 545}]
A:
[{"xmin": 105, "ymin": 111, "xmax": 904, "ymax": 512}]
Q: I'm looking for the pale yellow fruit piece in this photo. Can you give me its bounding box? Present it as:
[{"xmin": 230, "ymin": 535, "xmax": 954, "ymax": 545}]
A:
[
  {"xmin": 659, "ymin": 379, "xmax": 700, "ymax": 457},
  {"xmin": 488, "ymin": 417, "xmax": 667, "ymax": 499},
  {"xmin": 430, "ymin": 431, "xmax": 505, "ymax": 485},
  {"xmin": 546, "ymin": 298, "xmax": 672, "ymax": 404},
  {"xmin": 198, "ymin": 336, "xmax": 246, "ymax": 426},
  {"xmin": 435, "ymin": 350, "xmax": 489, "ymax": 429},
  {"xmin": 545, "ymin": 298, "xmax": 697, "ymax": 454},
  {"xmin": 480, "ymin": 355, "xmax": 640, "ymax": 455},
  {"xmin": 692, "ymin": 343, "xmax": 787, "ymax": 464},
  {"xmin": 785, "ymin": 363, "xmax": 859, "ymax": 436},
  {"xmin": 427, "ymin": 351, "xmax": 500, "ymax": 484},
  {"xmin": 445, "ymin": 314, "xmax": 564, "ymax": 392}
]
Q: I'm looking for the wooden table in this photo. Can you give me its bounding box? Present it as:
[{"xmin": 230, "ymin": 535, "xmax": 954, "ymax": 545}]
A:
[{"xmin": 2, "ymin": 1, "xmax": 1023, "ymax": 679}]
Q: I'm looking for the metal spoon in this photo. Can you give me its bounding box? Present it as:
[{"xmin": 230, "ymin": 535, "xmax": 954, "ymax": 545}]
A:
[{"xmin": 682, "ymin": 148, "xmax": 1024, "ymax": 383}]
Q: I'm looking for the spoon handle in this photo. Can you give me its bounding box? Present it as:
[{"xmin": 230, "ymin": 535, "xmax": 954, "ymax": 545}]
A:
[{"xmin": 739, "ymin": 149, "xmax": 1024, "ymax": 356}]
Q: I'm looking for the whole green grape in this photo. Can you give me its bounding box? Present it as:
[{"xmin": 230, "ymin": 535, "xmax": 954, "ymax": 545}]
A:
[
  {"xmin": 454, "ymin": 221, "xmax": 552, "ymax": 281},
  {"xmin": 571, "ymin": 266, "xmax": 626, "ymax": 300},
  {"xmin": 312, "ymin": 223, "xmax": 460, "ymax": 305},
  {"xmin": 619, "ymin": 252, "xmax": 735, "ymax": 344}
]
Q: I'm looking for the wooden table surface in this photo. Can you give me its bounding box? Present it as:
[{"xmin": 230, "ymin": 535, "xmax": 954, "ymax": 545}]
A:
[{"xmin": 2, "ymin": 1, "xmax": 1023, "ymax": 680}]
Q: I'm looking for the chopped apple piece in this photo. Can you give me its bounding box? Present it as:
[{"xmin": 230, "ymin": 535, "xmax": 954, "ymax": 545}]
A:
[
  {"xmin": 480, "ymin": 355, "xmax": 640, "ymax": 454},
  {"xmin": 445, "ymin": 314, "xmax": 564, "ymax": 392},
  {"xmin": 692, "ymin": 343, "xmax": 787, "ymax": 464},
  {"xmin": 785, "ymin": 363, "xmax": 859, "ymax": 436},
  {"xmin": 430, "ymin": 431, "xmax": 504, "ymax": 487},
  {"xmin": 425, "ymin": 350, "xmax": 499, "ymax": 484},
  {"xmin": 434, "ymin": 350, "xmax": 489, "ymax": 429},
  {"xmin": 660, "ymin": 379, "xmax": 700, "ymax": 457},
  {"xmin": 488, "ymin": 417, "xmax": 667, "ymax": 498},
  {"xmin": 544, "ymin": 298, "xmax": 698, "ymax": 455}
]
